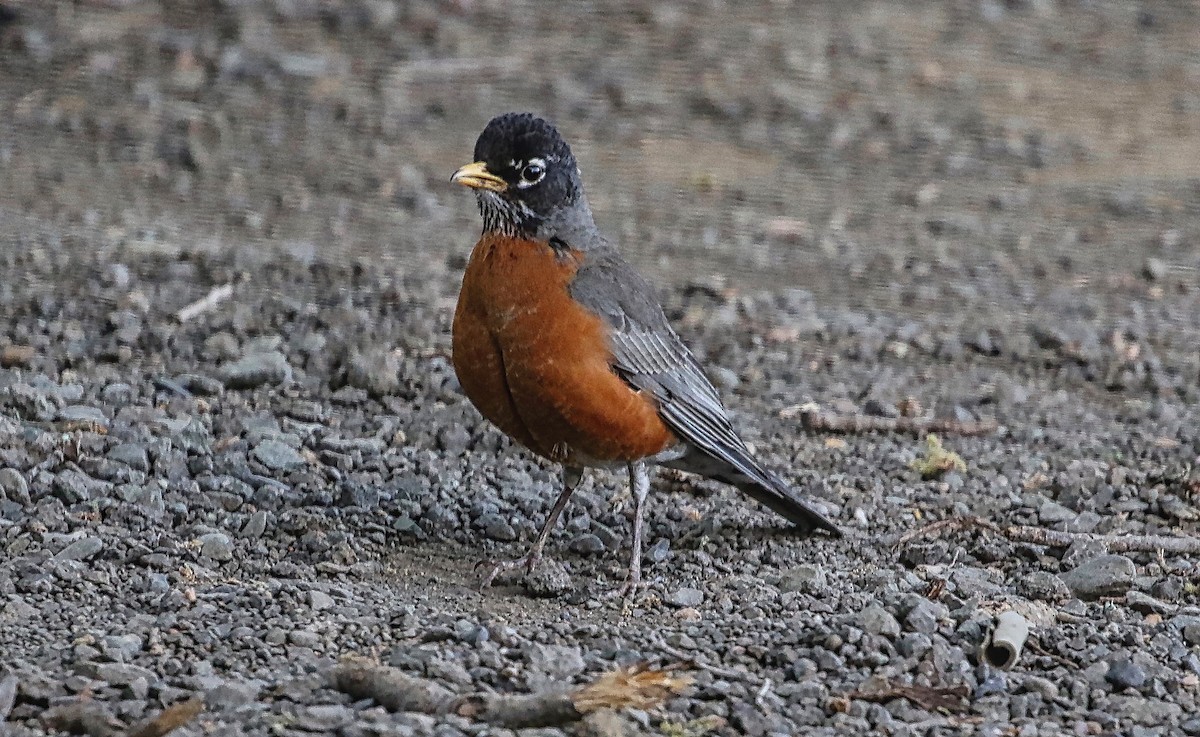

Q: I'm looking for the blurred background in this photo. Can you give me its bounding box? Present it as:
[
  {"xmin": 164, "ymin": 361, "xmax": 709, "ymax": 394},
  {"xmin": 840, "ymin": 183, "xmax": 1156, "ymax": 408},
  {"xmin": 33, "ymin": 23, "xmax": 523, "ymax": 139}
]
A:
[{"xmin": 0, "ymin": 0, "xmax": 1198, "ymax": 350}]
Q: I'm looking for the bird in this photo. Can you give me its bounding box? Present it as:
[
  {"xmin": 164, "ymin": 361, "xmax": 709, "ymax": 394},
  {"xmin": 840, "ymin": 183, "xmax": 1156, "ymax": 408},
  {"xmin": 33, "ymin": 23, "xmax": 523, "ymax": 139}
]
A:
[{"xmin": 449, "ymin": 112, "xmax": 841, "ymax": 592}]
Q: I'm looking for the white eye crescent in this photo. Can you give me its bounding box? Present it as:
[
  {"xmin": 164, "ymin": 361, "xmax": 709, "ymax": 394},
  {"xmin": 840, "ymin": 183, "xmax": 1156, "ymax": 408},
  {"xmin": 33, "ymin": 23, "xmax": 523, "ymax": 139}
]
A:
[{"xmin": 517, "ymin": 157, "xmax": 547, "ymax": 188}]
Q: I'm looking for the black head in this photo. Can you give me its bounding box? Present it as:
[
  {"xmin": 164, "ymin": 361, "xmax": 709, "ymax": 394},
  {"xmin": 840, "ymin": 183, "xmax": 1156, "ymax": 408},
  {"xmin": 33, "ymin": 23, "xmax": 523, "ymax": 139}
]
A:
[{"xmin": 452, "ymin": 113, "xmax": 588, "ymax": 236}]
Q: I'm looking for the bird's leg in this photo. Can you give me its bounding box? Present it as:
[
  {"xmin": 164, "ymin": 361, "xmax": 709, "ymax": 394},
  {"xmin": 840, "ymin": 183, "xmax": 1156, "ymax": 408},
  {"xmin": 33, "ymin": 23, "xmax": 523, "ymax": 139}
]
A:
[
  {"xmin": 612, "ymin": 461, "xmax": 650, "ymax": 601},
  {"xmin": 478, "ymin": 467, "xmax": 581, "ymax": 590}
]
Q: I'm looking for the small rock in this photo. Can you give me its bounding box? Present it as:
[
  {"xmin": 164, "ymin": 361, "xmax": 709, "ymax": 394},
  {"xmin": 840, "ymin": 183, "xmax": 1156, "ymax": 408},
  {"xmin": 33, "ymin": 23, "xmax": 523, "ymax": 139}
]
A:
[
  {"xmin": 779, "ymin": 564, "xmax": 827, "ymax": 594},
  {"xmin": 344, "ymin": 348, "xmax": 402, "ymax": 398},
  {"xmin": 107, "ymin": 444, "xmax": 150, "ymax": 472},
  {"xmin": 88, "ymin": 662, "xmax": 157, "ymax": 686},
  {"xmin": 1016, "ymin": 571, "xmax": 1071, "ymax": 602},
  {"xmin": 55, "ymin": 537, "xmax": 104, "ymax": 561},
  {"xmin": 949, "ymin": 567, "xmax": 1003, "ymax": 597},
  {"xmin": 221, "ymin": 351, "xmax": 291, "ymax": 389},
  {"xmin": 568, "ymin": 533, "xmax": 606, "ymax": 555},
  {"xmin": 666, "ymin": 588, "xmax": 705, "ymax": 608},
  {"xmin": 309, "ymin": 590, "xmax": 334, "ymax": 611},
  {"xmin": 252, "ymin": 440, "xmax": 305, "ymax": 472},
  {"xmin": 479, "ymin": 514, "xmax": 516, "ymax": 542},
  {"xmin": 523, "ymin": 559, "xmax": 574, "ymax": 598},
  {"xmin": 0, "ymin": 468, "xmax": 30, "ymax": 504},
  {"xmin": 242, "ymin": 510, "xmax": 268, "ymax": 538},
  {"xmin": 0, "ymin": 344, "xmax": 35, "ymax": 367},
  {"xmin": 288, "ymin": 630, "xmax": 321, "ymax": 649},
  {"xmin": 1126, "ymin": 590, "xmax": 1174, "ymax": 615},
  {"xmin": 904, "ymin": 599, "xmax": 948, "ymax": 634},
  {"xmin": 645, "ymin": 537, "xmax": 670, "ymax": 564},
  {"xmin": 57, "ymin": 405, "xmax": 109, "ymax": 429},
  {"xmin": 294, "ymin": 704, "xmax": 353, "ymax": 732},
  {"xmin": 101, "ymin": 634, "xmax": 143, "ymax": 661},
  {"xmin": 1105, "ymin": 658, "xmax": 1146, "ymax": 690},
  {"xmin": 858, "ymin": 605, "xmax": 901, "ymax": 637},
  {"xmin": 1059, "ymin": 554, "xmax": 1135, "ymax": 600},
  {"xmin": 198, "ymin": 532, "xmax": 234, "ymax": 562}
]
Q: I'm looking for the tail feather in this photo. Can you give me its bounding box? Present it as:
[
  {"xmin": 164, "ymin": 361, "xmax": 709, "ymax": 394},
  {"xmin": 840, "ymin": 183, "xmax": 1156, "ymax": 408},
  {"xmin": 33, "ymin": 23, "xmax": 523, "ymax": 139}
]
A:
[{"xmin": 665, "ymin": 450, "xmax": 842, "ymax": 536}]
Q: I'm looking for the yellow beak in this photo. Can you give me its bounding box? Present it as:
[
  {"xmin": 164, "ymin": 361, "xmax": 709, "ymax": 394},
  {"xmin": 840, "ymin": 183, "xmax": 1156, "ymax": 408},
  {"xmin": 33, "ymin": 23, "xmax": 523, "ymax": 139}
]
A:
[{"xmin": 450, "ymin": 161, "xmax": 507, "ymax": 193}]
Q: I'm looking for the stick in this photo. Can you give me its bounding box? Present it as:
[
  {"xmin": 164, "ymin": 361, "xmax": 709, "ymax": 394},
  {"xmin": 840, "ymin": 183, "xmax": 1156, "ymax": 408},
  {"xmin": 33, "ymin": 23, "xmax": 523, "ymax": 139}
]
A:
[
  {"xmin": 329, "ymin": 657, "xmax": 689, "ymax": 728},
  {"xmin": 125, "ymin": 699, "xmax": 203, "ymax": 737},
  {"xmin": 844, "ymin": 683, "xmax": 969, "ymax": 712},
  {"xmin": 175, "ymin": 283, "xmax": 234, "ymax": 323},
  {"xmin": 898, "ymin": 515, "xmax": 1200, "ymax": 555},
  {"xmin": 797, "ymin": 407, "xmax": 998, "ymax": 437}
]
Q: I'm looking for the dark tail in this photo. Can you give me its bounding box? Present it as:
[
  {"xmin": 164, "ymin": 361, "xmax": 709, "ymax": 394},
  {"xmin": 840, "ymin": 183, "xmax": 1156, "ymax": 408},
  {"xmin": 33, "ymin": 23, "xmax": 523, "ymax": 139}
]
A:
[{"xmin": 665, "ymin": 449, "xmax": 842, "ymax": 537}]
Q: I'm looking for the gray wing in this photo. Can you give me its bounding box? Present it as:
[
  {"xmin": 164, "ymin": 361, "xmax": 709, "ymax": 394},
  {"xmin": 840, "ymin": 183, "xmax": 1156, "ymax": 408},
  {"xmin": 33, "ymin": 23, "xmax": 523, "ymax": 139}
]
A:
[{"xmin": 569, "ymin": 247, "xmax": 840, "ymax": 534}]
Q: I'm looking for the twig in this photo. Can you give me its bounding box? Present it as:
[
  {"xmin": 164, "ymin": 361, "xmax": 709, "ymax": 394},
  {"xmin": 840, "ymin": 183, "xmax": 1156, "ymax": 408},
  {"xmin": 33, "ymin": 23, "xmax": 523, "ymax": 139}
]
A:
[
  {"xmin": 653, "ymin": 642, "xmax": 745, "ymax": 680},
  {"xmin": 844, "ymin": 682, "xmax": 969, "ymax": 712},
  {"xmin": 897, "ymin": 515, "xmax": 1200, "ymax": 555},
  {"xmin": 330, "ymin": 657, "xmax": 689, "ymax": 729},
  {"xmin": 125, "ymin": 699, "xmax": 203, "ymax": 737},
  {"xmin": 175, "ymin": 283, "xmax": 234, "ymax": 323},
  {"xmin": 798, "ymin": 407, "xmax": 998, "ymax": 437}
]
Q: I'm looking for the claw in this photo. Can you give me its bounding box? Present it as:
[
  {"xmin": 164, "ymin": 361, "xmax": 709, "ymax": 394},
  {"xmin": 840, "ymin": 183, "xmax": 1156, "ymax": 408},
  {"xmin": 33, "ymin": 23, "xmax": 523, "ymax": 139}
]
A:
[{"xmin": 477, "ymin": 550, "xmax": 543, "ymax": 591}]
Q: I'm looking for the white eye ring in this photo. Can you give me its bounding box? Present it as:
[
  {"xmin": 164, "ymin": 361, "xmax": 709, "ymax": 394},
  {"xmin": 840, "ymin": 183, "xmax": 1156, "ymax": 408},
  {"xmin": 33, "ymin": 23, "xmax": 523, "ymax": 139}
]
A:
[{"xmin": 516, "ymin": 158, "xmax": 547, "ymax": 188}]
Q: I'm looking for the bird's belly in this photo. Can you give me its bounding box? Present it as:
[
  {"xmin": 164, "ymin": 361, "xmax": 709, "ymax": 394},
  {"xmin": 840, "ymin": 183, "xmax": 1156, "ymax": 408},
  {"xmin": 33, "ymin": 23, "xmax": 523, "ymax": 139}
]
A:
[{"xmin": 455, "ymin": 235, "xmax": 675, "ymax": 465}]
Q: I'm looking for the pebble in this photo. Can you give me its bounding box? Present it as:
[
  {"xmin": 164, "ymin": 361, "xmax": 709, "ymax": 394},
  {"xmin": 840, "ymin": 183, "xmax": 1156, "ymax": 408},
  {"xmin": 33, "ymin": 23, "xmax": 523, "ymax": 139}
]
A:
[
  {"xmin": 252, "ymin": 439, "xmax": 305, "ymax": 471},
  {"xmin": 858, "ymin": 605, "xmax": 901, "ymax": 637},
  {"xmin": 779, "ymin": 564, "xmax": 827, "ymax": 594},
  {"xmin": 55, "ymin": 537, "xmax": 104, "ymax": 561},
  {"xmin": 1016, "ymin": 570, "xmax": 1071, "ymax": 601},
  {"xmin": 198, "ymin": 532, "xmax": 234, "ymax": 562},
  {"xmin": 1106, "ymin": 658, "xmax": 1147, "ymax": 690},
  {"xmin": 1059, "ymin": 555, "xmax": 1136, "ymax": 600},
  {"xmin": 0, "ymin": 468, "xmax": 30, "ymax": 504},
  {"xmin": 220, "ymin": 351, "xmax": 292, "ymax": 389},
  {"xmin": 667, "ymin": 588, "xmax": 705, "ymax": 608}
]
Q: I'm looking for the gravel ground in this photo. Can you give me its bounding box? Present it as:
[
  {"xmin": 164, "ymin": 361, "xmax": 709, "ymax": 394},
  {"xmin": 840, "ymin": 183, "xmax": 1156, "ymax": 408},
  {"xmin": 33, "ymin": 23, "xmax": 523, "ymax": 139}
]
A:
[{"xmin": 2, "ymin": 2, "xmax": 1200, "ymax": 736}]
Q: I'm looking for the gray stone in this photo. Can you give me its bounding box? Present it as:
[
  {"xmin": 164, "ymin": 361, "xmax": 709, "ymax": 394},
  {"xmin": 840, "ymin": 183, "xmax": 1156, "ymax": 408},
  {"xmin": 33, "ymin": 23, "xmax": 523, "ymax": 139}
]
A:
[
  {"xmin": 779, "ymin": 564, "xmax": 827, "ymax": 594},
  {"xmin": 344, "ymin": 348, "xmax": 402, "ymax": 398},
  {"xmin": 242, "ymin": 510, "xmax": 268, "ymax": 538},
  {"xmin": 949, "ymin": 567, "xmax": 1003, "ymax": 597},
  {"xmin": 479, "ymin": 514, "xmax": 516, "ymax": 542},
  {"xmin": 568, "ymin": 533, "xmax": 606, "ymax": 554},
  {"xmin": 55, "ymin": 537, "xmax": 104, "ymax": 561},
  {"xmin": 1059, "ymin": 554, "xmax": 1135, "ymax": 600},
  {"xmin": 198, "ymin": 532, "xmax": 234, "ymax": 562},
  {"xmin": 221, "ymin": 351, "xmax": 291, "ymax": 389},
  {"xmin": 524, "ymin": 559, "xmax": 574, "ymax": 598},
  {"xmin": 101, "ymin": 634, "xmax": 143, "ymax": 661},
  {"xmin": 107, "ymin": 443, "xmax": 150, "ymax": 472},
  {"xmin": 666, "ymin": 587, "xmax": 704, "ymax": 608},
  {"xmin": 308, "ymin": 590, "xmax": 334, "ymax": 611},
  {"xmin": 1106, "ymin": 658, "xmax": 1146, "ymax": 690},
  {"xmin": 0, "ymin": 468, "xmax": 30, "ymax": 504},
  {"xmin": 1126, "ymin": 590, "xmax": 1174, "ymax": 615},
  {"xmin": 858, "ymin": 605, "xmax": 901, "ymax": 637},
  {"xmin": 904, "ymin": 599, "xmax": 948, "ymax": 634},
  {"xmin": 288, "ymin": 629, "xmax": 321, "ymax": 649},
  {"xmin": 57, "ymin": 405, "xmax": 109, "ymax": 428},
  {"xmin": 87, "ymin": 662, "xmax": 157, "ymax": 686},
  {"xmin": 1016, "ymin": 571, "xmax": 1071, "ymax": 601},
  {"xmin": 252, "ymin": 439, "xmax": 305, "ymax": 472}
]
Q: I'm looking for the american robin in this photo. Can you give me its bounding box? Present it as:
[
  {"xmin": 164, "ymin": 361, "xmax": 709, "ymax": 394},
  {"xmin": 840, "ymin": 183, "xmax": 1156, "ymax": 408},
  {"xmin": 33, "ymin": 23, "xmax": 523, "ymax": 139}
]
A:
[{"xmin": 450, "ymin": 112, "xmax": 841, "ymax": 591}]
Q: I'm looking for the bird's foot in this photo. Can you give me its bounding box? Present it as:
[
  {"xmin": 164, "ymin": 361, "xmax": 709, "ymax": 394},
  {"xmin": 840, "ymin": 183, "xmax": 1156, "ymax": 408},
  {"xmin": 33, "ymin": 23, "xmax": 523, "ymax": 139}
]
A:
[
  {"xmin": 476, "ymin": 550, "xmax": 543, "ymax": 591},
  {"xmin": 603, "ymin": 573, "xmax": 646, "ymax": 615}
]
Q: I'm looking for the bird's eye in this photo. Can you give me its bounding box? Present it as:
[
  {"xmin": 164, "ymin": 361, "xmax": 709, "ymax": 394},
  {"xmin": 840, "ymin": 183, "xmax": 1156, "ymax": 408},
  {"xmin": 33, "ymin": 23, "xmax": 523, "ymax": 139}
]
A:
[{"xmin": 520, "ymin": 161, "xmax": 546, "ymax": 184}]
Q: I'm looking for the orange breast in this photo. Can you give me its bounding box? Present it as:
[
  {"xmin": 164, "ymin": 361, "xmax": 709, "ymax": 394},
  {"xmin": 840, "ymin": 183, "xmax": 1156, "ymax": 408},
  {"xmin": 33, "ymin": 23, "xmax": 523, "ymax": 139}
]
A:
[{"xmin": 452, "ymin": 234, "xmax": 675, "ymax": 465}]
